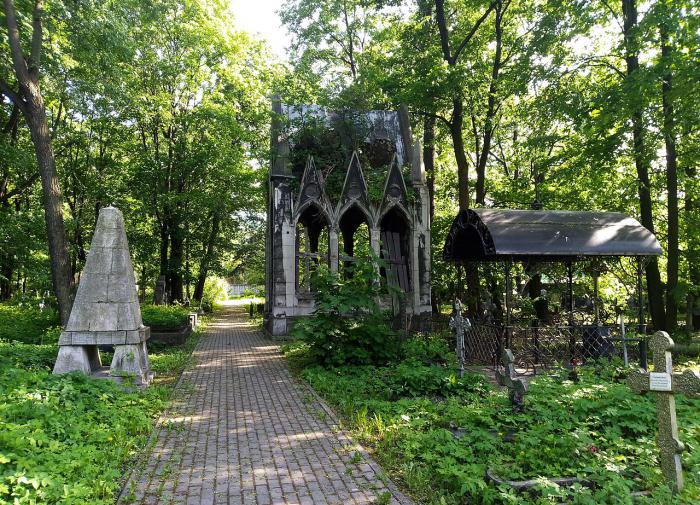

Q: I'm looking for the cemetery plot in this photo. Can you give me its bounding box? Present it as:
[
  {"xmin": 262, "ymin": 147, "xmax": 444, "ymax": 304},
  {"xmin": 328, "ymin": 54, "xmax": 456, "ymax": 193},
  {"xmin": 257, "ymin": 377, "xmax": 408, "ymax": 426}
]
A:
[{"xmin": 286, "ymin": 336, "xmax": 700, "ymax": 504}]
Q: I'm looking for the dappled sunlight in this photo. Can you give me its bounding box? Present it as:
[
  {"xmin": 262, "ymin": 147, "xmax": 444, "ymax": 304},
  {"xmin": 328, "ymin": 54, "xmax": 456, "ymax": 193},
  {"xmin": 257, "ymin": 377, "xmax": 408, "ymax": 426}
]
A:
[{"xmin": 119, "ymin": 305, "xmax": 405, "ymax": 504}]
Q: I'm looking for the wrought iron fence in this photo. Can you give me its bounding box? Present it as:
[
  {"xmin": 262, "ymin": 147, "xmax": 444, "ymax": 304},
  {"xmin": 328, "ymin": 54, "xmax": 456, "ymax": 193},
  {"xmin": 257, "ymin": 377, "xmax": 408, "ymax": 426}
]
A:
[{"xmin": 432, "ymin": 316, "xmax": 646, "ymax": 373}]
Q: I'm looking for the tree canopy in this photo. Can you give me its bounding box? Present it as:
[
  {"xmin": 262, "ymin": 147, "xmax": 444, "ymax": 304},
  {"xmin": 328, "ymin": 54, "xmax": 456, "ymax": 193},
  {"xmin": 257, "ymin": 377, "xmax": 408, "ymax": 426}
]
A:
[{"xmin": 1, "ymin": 0, "xmax": 699, "ymax": 333}]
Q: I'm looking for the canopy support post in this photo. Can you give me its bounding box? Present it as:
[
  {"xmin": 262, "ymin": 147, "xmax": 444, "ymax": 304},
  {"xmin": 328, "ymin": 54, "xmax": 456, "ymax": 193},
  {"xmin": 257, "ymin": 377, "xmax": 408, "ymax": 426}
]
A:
[
  {"xmin": 637, "ymin": 256, "xmax": 648, "ymax": 369},
  {"xmin": 567, "ymin": 260, "xmax": 575, "ymax": 360},
  {"xmin": 504, "ymin": 260, "xmax": 513, "ymax": 350},
  {"xmin": 567, "ymin": 261, "xmax": 574, "ymax": 327},
  {"xmin": 593, "ymin": 271, "xmax": 600, "ymax": 326}
]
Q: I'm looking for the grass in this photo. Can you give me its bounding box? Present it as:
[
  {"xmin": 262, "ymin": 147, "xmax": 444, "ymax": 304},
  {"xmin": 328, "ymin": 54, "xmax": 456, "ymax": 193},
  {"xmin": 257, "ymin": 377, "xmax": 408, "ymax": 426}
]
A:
[
  {"xmin": 284, "ymin": 335, "xmax": 700, "ymax": 505},
  {"xmin": 0, "ymin": 303, "xmax": 207, "ymax": 504}
]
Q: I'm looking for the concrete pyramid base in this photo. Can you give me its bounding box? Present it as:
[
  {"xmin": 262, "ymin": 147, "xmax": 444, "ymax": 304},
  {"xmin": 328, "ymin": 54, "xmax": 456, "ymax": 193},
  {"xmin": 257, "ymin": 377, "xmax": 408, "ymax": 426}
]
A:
[
  {"xmin": 53, "ymin": 345, "xmax": 102, "ymax": 375},
  {"xmin": 53, "ymin": 342, "xmax": 153, "ymax": 386},
  {"xmin": 111, "ymin": 342, "xmax": 151, "ymax": 385}
]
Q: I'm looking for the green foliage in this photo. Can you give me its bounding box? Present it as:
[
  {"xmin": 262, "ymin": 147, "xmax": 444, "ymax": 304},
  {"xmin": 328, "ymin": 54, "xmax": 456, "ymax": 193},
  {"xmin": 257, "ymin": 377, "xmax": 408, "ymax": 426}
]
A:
[
  {"xmin": 288, "ymin": 342, "xmax": 700, "ymax": 504},
  {"xmin": 0, "ymin": 367, "xmax": 168, "ymax": 504},
  {"xmin": 291, "ymin": 253, "xmax": 400, "ymax": 366},
  {"xmin": 0, "ymin": 342, "xmax": 57, "ymax": 370},
  {"xmin": 148, "ymin": 324, "xmax": 205, "ymax": 381},
  {"xmin": 0, "ymin": 305, "xmax": 60, "ymax": 345},
  {"xmin": 0, "ymin": 303, "xmax": 206, "ymax": 504},
  {"xmin": 200, "ymin": 277, "xmax": 228, "ymax": 313},
  {"xmin": 140, "ymin": 304, "xmax": 190, "ymax": 330}
]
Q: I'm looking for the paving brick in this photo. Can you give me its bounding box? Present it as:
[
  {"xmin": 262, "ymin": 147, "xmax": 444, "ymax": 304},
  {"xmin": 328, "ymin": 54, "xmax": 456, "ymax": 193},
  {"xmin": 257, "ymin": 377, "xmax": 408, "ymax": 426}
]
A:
[{"xmin": 119, "ymin": 305, "xmax": 411, "ymax": 505}]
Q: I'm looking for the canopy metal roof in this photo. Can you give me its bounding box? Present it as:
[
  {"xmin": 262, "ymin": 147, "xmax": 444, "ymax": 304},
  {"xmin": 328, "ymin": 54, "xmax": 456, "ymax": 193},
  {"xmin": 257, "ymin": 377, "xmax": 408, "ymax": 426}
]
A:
[{"xmin": 443, "ymin": 209, "xmax": 662, "ymax": 262}]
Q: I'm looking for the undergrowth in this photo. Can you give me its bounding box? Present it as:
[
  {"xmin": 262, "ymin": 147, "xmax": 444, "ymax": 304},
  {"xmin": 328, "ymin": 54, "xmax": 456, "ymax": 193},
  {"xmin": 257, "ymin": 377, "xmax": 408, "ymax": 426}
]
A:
[
  {"xmin": 0, "ymin": 305, "xmax": 208, "ymax": 504},
  {"xmin": 284, "ymin": 336, "xmax": 700, "ymax": 504},
  {"xmin": 140, "ymin": 304, "xmax": 191, "ymax": 330}
]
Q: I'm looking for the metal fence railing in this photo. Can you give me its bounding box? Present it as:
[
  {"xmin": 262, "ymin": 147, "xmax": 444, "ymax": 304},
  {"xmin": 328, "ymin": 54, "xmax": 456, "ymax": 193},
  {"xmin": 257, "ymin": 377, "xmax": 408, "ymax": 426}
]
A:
[{"xmin": 432, "ymin": 316, "xmax": 646, "ymax": 374}]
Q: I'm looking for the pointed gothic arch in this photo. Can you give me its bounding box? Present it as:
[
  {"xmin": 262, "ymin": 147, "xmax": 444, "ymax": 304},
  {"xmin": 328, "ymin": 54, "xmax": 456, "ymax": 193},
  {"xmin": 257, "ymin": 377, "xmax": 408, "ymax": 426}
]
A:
[
  {"xmin": 380, "ymin": 206, "xmax": 412, "ymax": 293},
  {"xmin": 295, "ymin": 202, "xmax": 330, "ymax": 294}
]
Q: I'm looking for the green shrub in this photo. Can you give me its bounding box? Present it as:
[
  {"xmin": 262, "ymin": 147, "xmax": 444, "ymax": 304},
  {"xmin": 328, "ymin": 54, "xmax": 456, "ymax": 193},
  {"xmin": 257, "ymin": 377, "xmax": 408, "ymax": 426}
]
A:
[
  {"xmin": 140, "ymin": 304, "xmax": 190, "ymax": 330},
  {"xmin": 0, "ymin": 305, "xmax": 60, "ymax": 344},
  {"xmin": 291, "ymin": 253, "xmax": 400, "ymax": 367},
  {"xmin": 0, "ymin": 341, "xmax": 57, "ymax": 370},
  {"xmin": 200, "ymin": 277, "xmax": 228, "ymax": 312},
  {"xmin": 0, "ymin": 367, "xmax": 168, "ymax": 504},
  {"xmin": 290, "ymin": 350, "xmax": 700, "ymax": 505}
]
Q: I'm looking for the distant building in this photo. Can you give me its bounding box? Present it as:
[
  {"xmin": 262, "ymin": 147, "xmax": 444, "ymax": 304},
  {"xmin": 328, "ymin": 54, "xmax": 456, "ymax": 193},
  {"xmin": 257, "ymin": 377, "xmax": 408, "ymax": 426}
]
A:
[{"xmin": 264, "ymin": 99, "xmax": 432, "ymax": 336}]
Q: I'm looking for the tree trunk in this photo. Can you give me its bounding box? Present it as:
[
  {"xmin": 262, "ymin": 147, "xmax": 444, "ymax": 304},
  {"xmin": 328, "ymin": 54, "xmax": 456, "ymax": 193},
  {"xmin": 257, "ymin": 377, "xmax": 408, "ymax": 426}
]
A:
[
  {"xmin": 0, "ymin": 255, "xmax": 12, "ymax": 300},
  {"xmin": 474, "ymin": 0, "xmax": 503, "ymax": 206},
  {"xmin": 686, "ymin": 162, "xmax": 699, "ymax": 330},
  {"xmin": 660, "ymin": 25, "xmax": 678, "ymax": 331},
  {"xmin": 25, "ymin": 100, "xmax": 74, "ymax": 323},
  {"xmin": 168, "ymin": 218, "xmax": 184, "ymax": 303},
  {"xmin": 3, "ymin": 0, "xmax": 73, "ymax": 323},
  {"xmin": 193, "ymin": 211, "xmax": 221, "ymax": 301},
  {"xmin": 622, "ymin": 0, "xmax": 665, "ymax": 330},
  {"xmin": 450, "ymin": 99, "xmax": 470, "ymax": 210},
  {"xmin": 159, "ymin": 220, "xmax": 169, "ymax": 277}
]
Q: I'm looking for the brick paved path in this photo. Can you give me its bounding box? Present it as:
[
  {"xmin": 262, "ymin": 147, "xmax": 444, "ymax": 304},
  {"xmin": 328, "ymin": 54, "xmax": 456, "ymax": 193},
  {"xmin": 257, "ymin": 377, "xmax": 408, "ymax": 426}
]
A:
[{"xmin": 120, "ymin": 305, "xmax": 412, "ymax": 505}]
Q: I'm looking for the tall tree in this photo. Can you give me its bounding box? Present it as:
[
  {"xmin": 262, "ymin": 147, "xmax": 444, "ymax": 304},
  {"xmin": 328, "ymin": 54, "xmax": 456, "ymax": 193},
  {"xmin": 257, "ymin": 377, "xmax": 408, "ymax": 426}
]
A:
[
  {"xmin": 434, "ymin": 0, "xmax": 496, "ymax": 210},
  {"xmin": 1, "ymin": 0, "xmax": 73, "ymax": 323},
  {"xmin": 621, "ymin": 0, "xmax": 665, "ymax": 330},
  {"xmin": 659, "ymin": 18, "xmax": 679, "ymax": 330}
]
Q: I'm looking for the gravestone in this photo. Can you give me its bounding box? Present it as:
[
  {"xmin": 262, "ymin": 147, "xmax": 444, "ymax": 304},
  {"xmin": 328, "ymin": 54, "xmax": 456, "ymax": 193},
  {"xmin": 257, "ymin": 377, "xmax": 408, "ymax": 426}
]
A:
[
  {"xmin": 53, "ymin": 206, "xmax": 152, "ymax": 385},
  {"xmin": 449, "ymin": 299, "xmax": 470, "ymax": 378},
  {"xmin": 496, "ymin": 348, "xmax": 528, "ymax": 412},
  {"xmin": 628, "ymin": 331, "xmax": 700, "ymax": 492},
  {"xmin": 153, "ymin": 275, "xmax": 167, "ymax": 305}
]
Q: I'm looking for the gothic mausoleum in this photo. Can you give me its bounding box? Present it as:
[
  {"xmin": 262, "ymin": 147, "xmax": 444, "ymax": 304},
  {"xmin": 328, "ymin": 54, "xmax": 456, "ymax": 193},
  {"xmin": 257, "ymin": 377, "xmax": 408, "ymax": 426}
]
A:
[{"xmin": 264, "ymin": 98, "xmax": 432, "ymax": 336}]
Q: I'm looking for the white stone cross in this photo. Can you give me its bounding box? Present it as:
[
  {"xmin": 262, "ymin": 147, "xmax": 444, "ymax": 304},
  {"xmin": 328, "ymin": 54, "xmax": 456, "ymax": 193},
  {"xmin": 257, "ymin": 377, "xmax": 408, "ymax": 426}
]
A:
[{"xmin": 628, "ymin": 331, "xmax": 700, "ymax": 492}]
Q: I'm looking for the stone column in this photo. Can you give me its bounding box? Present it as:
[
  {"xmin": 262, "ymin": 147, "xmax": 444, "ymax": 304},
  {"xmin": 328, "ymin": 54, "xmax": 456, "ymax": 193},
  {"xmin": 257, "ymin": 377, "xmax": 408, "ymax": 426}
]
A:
[
  {"xmin": 370, "ymin": 227, "xmax": 381, "ymax": 257},
  {"xmin": 329, "ymin": 228, "xmax": 339, "ymax": 273}
]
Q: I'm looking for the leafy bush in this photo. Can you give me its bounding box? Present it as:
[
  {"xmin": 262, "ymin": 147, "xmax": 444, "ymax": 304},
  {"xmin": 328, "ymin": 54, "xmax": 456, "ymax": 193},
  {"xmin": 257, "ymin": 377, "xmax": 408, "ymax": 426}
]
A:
[
  {"xmin": 200, "ymin": 277, "xmax": 228, "ymax": 312},
  {"xmin": 0, "ymin": 367, "xmax": 168, "ymax": 504},
  {"xmin": 291, "ymin": 253, "xmax": 400, "ymax": 367},
  {"xmin": 0, "ymin": 341, "xmax": 57, "ymax": 370},
  {"xmin": 0, "ymin": 305, "xmax": 60, "ymax": 344},
  {"xmin": 140, "ymin": 304, "xmax": 190, "ymax": 330}
]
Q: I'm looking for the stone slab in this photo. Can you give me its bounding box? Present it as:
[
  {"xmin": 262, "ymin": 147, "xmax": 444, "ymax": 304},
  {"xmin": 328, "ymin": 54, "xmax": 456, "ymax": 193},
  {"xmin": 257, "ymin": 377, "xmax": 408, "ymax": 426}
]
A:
[{"xmin": 149, "ymin": 325, "xmax": 190, "ymax": 346}]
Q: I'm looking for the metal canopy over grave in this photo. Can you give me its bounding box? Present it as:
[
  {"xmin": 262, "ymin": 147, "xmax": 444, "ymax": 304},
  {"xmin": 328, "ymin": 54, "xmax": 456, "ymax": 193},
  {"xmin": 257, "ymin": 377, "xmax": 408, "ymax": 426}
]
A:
[
  {"xmin": 443, "ymin": 208, "xmax": 662, "ymax": 262},
  {"xmin": 442, "ymin": 208, "xmax": 663, "ymax": 372}
]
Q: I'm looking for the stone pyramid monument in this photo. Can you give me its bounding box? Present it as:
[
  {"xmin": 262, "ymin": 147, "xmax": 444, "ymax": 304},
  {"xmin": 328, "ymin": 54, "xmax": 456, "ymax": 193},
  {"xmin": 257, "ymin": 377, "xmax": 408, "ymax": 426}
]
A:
[{"xmin": 53, "ymin": 206, "xmax": 152, "ymax": 384}]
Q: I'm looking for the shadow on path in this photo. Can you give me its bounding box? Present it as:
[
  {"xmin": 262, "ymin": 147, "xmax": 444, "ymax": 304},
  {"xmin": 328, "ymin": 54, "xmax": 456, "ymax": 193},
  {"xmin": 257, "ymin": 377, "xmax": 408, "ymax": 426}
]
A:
[{"xmin": 119, "ymin": 305, "xmax": 412, "ymax": 505}]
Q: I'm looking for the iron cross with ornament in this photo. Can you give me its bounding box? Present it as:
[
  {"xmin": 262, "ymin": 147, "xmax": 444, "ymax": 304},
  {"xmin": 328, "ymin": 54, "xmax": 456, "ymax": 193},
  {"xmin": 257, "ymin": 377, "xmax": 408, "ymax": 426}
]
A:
[
  {"xmin": 628, "ymin": 331, "xmax": 700, "ymax": 493},
  {"xmin": 449, "ymin": 299, "xmax": 470, "ymax": 378}
]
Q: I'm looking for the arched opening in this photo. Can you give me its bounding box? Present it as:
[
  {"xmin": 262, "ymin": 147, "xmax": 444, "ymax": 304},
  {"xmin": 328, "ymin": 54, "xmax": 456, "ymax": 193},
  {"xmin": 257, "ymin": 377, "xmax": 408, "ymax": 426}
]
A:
[
  {"xmin": 380, "ymin": 207, "xmax": 411, "ymax": 293},
  {"xmin": 296, "ymin": 204, "xmax": 329, "ymax": 294},
  {"xmin": 338, "ymin": 204, "xmax": 370, "ymax": 274}
]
